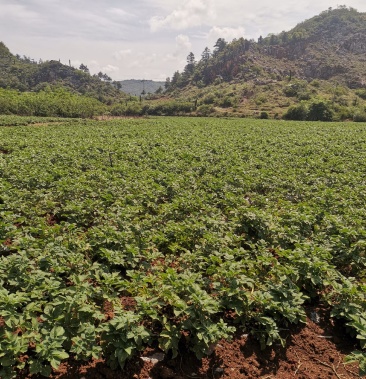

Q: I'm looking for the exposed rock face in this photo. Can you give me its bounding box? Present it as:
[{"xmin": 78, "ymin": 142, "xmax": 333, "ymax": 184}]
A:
[
  {"xmin": 342, "ymin": 33, "xmax": 366, "ymax": 54},
  {"xmin": 257, "ymin": 8, "xmax": 366, "ymax": 87},
  {"xmin": 301, "ymin": 61, "xmax": 348, "ymax": 80}
]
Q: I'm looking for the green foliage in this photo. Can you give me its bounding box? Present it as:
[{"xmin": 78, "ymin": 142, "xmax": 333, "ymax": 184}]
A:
[
  {"xmin": 283, "ymin": 103, "xmax": 308, "ymax": 120},
  {"xmin": 307, "ymin": 100, "xmax": 334, "ymax": 121},
  {"xmin": 345, "ymin": 351, "xmax": 366, "ymax": 376},
  {"xmin": 254, "ymin": 94, "xmax": 267, "ymax": 105},
  {"xmin": 0, "ymin": 115, "xmax": 80, "ymax": 126},
  {"xmin": 1, "ymin": 117, "xmax": 366, "ymax": 377},
  {"xmin": 202, "ymin": 93, "xmax": 216, "ymax": 105},
  {"xmin": 145, "ymin": 101, "xmax": 193, "ymax": 116},
  {"xmin": 356, "ymin": 89, "xmax": 366, "ymax": 100},
  {"xmin": 283, "ymin": 99, "xmax": 334, "ymax": 121},
  {"xmin": 353, "ymin": 110, "xmax": 366, "ymax": 122},
  {"xmin": 217, "ymin": 96, "xmax": 236, "ymax": 108},
  {"xmin": 0, "ymin": 88, "xmax": 106, "ymax": 118},
  {"xmin": 283, "ymin": 81, "xmax": 308, "ymax": 98},
  {"xmin": 0, "ymin": 45, "xmax": 125, "ymax": 104},
  {"xmin": 100, "ymin": 313, "xmax": 151, "ymax": 369},
  {"xmin": 196, "ymin": 104, "xmax": 214, "ymax": 116}
]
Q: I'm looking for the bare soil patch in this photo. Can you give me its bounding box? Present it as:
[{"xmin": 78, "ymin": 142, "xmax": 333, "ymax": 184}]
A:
[{"xmin": 16, "ymin": 306, "xmax": 360, "ymax": 379}]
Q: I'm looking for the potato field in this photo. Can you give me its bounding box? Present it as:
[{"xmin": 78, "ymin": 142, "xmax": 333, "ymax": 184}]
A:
[{"xmin": 1, "ymin": 117, "xmax": 366, "ymax": 378}]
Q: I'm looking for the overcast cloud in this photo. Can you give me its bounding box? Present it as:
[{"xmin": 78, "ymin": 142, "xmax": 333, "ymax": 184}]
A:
[{"xmin": 0, "ymin": 0, "xmax": 365, "ymax": 80}]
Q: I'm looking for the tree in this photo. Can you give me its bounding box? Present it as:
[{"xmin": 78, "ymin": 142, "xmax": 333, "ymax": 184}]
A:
[
  {"xmin": 170, "ymin": 71, "xmax": 181, "ymax": 87},
  {"xmin": 213, "ymin": 38, "xmax": 227, "ymax": 55},
  {"xmin": 201, "ymin": 47, "xmax": 211, "ymax": 63},
  {"xmin": 269, "ymin": 34, "xmax": 279, "ymax": 45},
  {"xmin": 281, "ymin": 31, "xmax": 289, "ymax": 44},
  {"xmin": 113, "ymin": 81, "xmax": 122, "ymax": 90},
  {"xmin": 184, "ymin": 52, "xmax": 196, "ymax": 75},
  {"xmin": 164, "ymin": 77, "xmax": 171, "ymax": 90},
  {"xmin": 155, "ymin": 86, "xmax": 163, "ymax": 94},
  {"xmin": 79, "ymin": 64, "xmax": 89, "ymax": 73},
  {"xmin": 103, "ymin": 73, "xmax": 112, "ymax": 82}
]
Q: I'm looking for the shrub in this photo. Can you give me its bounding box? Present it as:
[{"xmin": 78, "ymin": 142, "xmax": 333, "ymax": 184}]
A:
[
  {"xmin": 307, "ymin": 100, "xmax": 333, "ymax": 121},
  {"xmin": 254, "ymin": 94, "xmax": 267, "ymax": 105},
  {"xmin": 125, "ymin": 101, "xmax": 142, "ymax": 116},
  {"xmin": 110, "ymin": 104, "xmax": 126, "ymax": 116},
  {"xmin": 282, "ymin": 103, "xmax": 308, "ymax": 120},
  {"xmin": 145, "ymin": 101, "xmax": 193, "ymax": 116},
  {"xmin": 259, "ymin": 111, "xmax": 269, "ymax": 119},
  {"xmin": 353, "ymin": 111, "xmax": 366, "ymax": 122},
  {"xmin": 283, "ymin": 81, "xmax": 308, "ymax": 98},
  {"xmin": 297, "ymin": 91, "xmax": 311, "ymax": 101},
  {"xmin": 334, "ymin": 105, "xmax": 353, "ymax": 121},
  {"xmin": 355, "ymin": 89, "xmax": 366, "ymax": 100},
  {"xmin": 202, "ymin": 93, "xmax": 216, "ymax": 105},
  {"xmin": 197, "ymin": 104, "xmax": 214, "ymax": 116},
  {"xmin": 218, "ymin": 96, "xmax": 235, "ymax": 108}
]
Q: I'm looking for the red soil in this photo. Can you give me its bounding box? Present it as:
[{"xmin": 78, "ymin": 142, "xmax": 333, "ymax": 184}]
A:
[{"xmin": 16, "ymin": 306, "xmax": 360, "ymax": 379}]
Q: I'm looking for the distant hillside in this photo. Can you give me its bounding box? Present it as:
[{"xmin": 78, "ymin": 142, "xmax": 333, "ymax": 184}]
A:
[
  {"xmin": 162, "ymin": 6, "xmax": 366, "ymax": 120},
  {"xmin": 0, "ymin": 42, "xmax": 126, "ymax": 104},
  {"xmin": 118, "ymin": 79, "xmax": 165, "ymax": 96},
  {"xmin": 166, "ymin": 6, "xmax": 366, "ymax": 89}
]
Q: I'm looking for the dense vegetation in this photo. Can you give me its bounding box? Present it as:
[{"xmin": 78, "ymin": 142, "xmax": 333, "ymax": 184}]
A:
[
  {"xmin": 0, "ymin": 88, "xmax": 106, "ymax": 118},
  {"xmin": 1, "ymin": 117, "xmax": 366, "ymax": 378}
]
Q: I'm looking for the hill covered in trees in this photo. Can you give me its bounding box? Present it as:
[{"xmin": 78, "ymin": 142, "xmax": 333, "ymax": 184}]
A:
[
  {"xmin": 0, "ymin": 42, "xmax": 125, "ymax": 105},
  {"xmin": 163, "ymin": 6, "xmax": 366, "ymax": 120},
  {"xmin": 167, "ymin": 6, "xmax": 366, "ymax": 89}
]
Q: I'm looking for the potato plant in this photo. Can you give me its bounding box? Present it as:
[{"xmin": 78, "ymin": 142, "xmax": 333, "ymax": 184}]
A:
[{"xmin": 1, "ymin": 117, "xmax": 366, "ymax": 377}]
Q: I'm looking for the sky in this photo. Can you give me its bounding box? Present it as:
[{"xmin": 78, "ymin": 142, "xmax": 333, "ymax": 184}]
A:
[{"xmin": 1, "ymin": 0, "xmax": 365, "ymax": 81}]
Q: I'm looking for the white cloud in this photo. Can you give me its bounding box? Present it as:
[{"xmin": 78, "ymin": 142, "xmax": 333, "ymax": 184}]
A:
[
  {"xmin": 102, "ymin": 64, "xmax": 120, "ymax": 74},
  {"xmin": 0, "ymin": 4, "xmax": 40, "ymax": 20},
  {"xmin": 70, "ymin": 60, "xmax": 82, "ymax": 69},
  {"xmin": 113, "ymin": 49, "xmax": 133, "ymax": 60},
  {"xmin": 175, "ymin": 34, "xmax": 192, "ymax": 51},
  {"xmin": 83, "ymin": 60, "xmax": 103, "ymax": 74},
  {"xmin": 106, "ymin": 8, "xmax": 133, "ymax": 19},
  {"xmin": 207, "ymin": 26, "xmax": 246, "ymax": 43},
  {"xmin": 69, "ymin": 60, "xmax": 118, "ymax": 75},
  {"xmin": 149, "ymin": 0, "xmax": 216, "ymax": 31}
]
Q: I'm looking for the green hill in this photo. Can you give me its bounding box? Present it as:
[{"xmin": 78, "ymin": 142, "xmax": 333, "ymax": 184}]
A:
[
  {"xmin": 0, "ymin": 42, "xmax": 125, "ymax": 104},
  {"xmin": 162, "ymin": 6, "xmax": 366, "ymax": 120}
]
